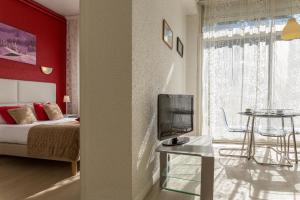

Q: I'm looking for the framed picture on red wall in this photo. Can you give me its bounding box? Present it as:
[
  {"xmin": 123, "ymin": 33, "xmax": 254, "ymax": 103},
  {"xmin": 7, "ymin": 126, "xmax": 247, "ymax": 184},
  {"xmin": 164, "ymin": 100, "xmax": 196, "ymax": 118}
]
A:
[{"xmin": 0, "ymin": 22, "xmax": 36, "ymax": 65}]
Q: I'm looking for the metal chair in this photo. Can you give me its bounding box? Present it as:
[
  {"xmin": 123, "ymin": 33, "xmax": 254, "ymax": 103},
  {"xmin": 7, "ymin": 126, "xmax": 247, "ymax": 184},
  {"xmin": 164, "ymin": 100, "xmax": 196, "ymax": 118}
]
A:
[
  {"xmin": 252, "ymin": 117, "xmax": 292, "ymax": 167},
  {"xmin": 286, "ymin": 128, "xmax": 300, "ymax": 162},
  {"xmin": 264, "ymin": 116, "xmax": 299, "ymax": 163},
  {"xmin": 218, "ymin": 108, "xmax": 249, "ymax": 158}
]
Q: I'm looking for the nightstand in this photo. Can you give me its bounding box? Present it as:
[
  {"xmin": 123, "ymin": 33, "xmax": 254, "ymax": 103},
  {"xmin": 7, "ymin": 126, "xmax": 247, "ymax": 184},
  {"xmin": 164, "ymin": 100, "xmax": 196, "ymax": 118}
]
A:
[{"xmin": 64, "ymin": 114, "xmax": 79, "ymax": 118}]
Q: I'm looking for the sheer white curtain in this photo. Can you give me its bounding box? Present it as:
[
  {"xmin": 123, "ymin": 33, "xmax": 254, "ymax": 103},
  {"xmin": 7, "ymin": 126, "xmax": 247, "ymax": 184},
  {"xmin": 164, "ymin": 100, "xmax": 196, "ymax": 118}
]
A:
[
  {"xmin": 202, "ymin": 0, "xmax": 300, "ymax": 141},
  {"xmin": 66, "ymin": 16, "xmax": 80, "ymax": 114}
]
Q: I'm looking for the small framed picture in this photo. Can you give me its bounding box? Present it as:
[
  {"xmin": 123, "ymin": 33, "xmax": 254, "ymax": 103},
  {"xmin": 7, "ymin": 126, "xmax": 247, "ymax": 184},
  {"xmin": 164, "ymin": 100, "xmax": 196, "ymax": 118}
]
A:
[
  {"xmin": 162, "ymin": 19, "xmax": 173, "ymax": 49},
  {"xmin": 176, "ymin": 37, "xmax": 183, "ymax": 57}
]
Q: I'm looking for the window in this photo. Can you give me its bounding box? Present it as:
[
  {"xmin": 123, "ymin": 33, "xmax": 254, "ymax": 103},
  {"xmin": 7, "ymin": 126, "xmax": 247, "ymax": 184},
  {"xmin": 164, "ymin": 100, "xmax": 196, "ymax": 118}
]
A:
[{"xmin": 202, "ymin": 14, "xmax": 300, "ymax": 141}]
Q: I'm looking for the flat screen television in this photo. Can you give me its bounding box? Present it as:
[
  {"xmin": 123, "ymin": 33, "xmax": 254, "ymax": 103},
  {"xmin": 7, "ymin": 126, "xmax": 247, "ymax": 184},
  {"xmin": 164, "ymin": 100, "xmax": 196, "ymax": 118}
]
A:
[{"xmin": 157, "ymin": 94, "xmax": 194, "ymax": 146}]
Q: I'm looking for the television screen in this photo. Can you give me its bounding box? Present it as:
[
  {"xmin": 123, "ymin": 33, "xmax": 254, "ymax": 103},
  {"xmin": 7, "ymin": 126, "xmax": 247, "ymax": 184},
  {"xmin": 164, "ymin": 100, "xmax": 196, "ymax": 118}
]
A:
[{"xmin": 157, "ymin": 94, "xmax": 193, "ymax": 141}]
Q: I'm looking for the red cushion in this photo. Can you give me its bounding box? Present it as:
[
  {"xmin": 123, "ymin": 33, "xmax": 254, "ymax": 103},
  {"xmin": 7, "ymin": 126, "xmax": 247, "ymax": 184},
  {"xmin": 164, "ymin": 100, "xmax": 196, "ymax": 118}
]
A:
[
  {"xmin": 0, "ymin": 106, "xmax": 21, "ymax": 124},
  {"xmin": 33, "ymin": 102, "xmax": 49, "ymax": 121}
]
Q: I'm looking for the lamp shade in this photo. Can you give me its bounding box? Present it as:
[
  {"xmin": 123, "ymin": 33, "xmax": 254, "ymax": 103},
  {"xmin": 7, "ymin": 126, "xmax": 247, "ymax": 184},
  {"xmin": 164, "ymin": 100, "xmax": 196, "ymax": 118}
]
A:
[
  {"xmin": 281, "ymin": 18, "xmax": 300, "ymax": 40},
  {"xmin": 63, "ymin": 95, "xmax": 71, "ymax": 103}
]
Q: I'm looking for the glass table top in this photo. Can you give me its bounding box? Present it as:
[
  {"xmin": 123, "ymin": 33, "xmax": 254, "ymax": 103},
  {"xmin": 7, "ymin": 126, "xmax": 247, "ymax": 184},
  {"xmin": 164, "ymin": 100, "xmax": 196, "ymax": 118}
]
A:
[
  {"xmin": 156, "ymin": 135, "xmax": 214, "ymax": 158},
  {"xmin": 238, "ymin": 110, "xmax": 300, "ymax": 118}
]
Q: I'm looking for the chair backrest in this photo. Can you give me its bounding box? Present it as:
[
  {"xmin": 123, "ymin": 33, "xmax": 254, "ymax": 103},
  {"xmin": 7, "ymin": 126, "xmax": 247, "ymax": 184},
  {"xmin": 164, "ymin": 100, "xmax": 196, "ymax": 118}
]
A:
[{"xmin": 221, "ymin": 107, "xmax": 230, "ymax": 129}]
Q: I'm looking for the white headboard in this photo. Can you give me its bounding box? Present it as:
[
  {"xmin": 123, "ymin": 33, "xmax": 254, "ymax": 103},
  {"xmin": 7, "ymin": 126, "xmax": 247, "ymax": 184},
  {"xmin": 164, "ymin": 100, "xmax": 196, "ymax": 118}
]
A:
[{"xmin": 0, "ymin": 78, "xmax": 56, "ymax": 105}]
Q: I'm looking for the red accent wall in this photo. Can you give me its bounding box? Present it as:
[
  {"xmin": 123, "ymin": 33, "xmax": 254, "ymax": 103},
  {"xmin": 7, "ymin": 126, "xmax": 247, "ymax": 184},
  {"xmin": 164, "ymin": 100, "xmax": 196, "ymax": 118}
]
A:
[{"xmin": 0, "ymin": 0, "xmax": 66, "ymax": 112}]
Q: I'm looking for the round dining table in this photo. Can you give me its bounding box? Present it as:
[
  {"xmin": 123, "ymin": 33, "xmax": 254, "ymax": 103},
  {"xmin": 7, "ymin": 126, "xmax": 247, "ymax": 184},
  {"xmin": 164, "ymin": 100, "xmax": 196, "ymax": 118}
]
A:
[{"xmin": 238, "ymin": 110, "xmax": 300, "ymax": 165}]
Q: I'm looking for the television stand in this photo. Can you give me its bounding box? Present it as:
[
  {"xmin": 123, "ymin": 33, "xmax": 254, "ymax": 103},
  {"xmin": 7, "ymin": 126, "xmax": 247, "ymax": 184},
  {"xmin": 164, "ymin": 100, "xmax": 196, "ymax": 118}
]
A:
[
  {"xmin": 156, "ymin": 135, "xmax": 214, "ymax": 199},
  {"xmin": 162, "ymin": 137, "xmax": 190, "ymax": 146}
]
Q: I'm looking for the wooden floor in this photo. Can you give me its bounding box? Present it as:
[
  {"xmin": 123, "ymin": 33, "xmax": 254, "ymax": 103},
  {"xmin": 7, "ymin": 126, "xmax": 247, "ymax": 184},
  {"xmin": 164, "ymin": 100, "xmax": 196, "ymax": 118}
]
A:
[
  {"xmin": 2, "ymin": 145, "xmax": 300, "ymax": 200},
  {"xmin": 145, "ymin": 145, "xmax": 300, "ymax": 200},
  {"xmin": 0, "ymin": 156, "xmax": 80, "ymax": 200}
]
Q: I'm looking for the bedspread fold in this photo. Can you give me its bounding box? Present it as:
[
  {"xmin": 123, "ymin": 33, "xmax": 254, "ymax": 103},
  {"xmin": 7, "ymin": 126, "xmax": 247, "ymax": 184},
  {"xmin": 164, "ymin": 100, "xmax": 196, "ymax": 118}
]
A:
[{"xmin": 27, "ymin": 122, "xmax": 79, "ymax": 161}]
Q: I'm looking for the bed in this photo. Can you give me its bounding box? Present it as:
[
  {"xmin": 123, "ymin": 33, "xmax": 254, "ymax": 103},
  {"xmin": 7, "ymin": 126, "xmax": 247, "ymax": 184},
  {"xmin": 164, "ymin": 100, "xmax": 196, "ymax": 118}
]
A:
[{"xmin": 0, "ymin": 78, "xmax": 80, "ymax": 176}]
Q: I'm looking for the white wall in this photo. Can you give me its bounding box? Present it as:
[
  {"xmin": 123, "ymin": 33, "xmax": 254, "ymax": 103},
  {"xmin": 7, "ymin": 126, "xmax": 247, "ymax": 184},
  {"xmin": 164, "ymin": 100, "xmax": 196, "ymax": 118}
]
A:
[
  {"xmin": 186, "ymin": 14, "xmax": 201, "ymax": 134},
  {"xmin": 80, "ymin": 0, "xmax": 200, "ymax": 199},
  {"xmin": 132, "ymin": 0, "xmax": 199, "ymax": 199},
  {"xmin": 80, "ymin": 1, "xmax": 132, "ymax": 200}
]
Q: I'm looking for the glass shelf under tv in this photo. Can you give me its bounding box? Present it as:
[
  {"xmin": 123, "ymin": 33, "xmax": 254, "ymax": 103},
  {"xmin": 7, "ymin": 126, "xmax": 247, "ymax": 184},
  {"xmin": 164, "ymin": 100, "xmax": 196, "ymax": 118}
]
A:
[{"xmin": 161, "ymin": 155, "xmax": 201, "ymax": 196}]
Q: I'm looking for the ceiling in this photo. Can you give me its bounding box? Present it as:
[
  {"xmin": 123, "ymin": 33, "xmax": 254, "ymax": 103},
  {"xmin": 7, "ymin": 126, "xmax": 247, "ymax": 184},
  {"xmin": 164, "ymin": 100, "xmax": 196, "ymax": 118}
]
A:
[
  {"xmin": 33, "ymin": 0, "xmax": 79, "ymax": 16},
  {"xmin": 32, "ymin": 0, "xmax": 198, "ymax": 17},
  {"xmin": 182, "ymin": 0, "xmax": 199, "ymax": 15}
]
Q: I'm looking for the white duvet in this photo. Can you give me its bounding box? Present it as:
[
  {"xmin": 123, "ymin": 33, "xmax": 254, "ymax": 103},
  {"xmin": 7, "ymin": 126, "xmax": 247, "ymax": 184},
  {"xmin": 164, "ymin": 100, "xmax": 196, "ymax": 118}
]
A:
[{"xmin": 0, "ymin": 118, "xmax": 76, "ymax": 145}]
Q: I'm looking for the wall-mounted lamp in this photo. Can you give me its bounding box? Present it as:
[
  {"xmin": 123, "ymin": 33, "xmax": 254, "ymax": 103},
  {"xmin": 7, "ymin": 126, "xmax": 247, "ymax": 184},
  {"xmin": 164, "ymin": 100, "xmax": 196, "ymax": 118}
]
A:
[{"xmin": 41, "ymin": 66, "xmax": 53, "ymax": 75}]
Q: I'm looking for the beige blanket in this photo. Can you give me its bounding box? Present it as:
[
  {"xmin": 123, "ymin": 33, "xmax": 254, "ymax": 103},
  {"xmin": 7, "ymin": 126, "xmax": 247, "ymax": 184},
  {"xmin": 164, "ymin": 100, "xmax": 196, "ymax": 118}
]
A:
[{"xmin": 27, "ymin": 122, "xmax": 80, "ymax": 161}]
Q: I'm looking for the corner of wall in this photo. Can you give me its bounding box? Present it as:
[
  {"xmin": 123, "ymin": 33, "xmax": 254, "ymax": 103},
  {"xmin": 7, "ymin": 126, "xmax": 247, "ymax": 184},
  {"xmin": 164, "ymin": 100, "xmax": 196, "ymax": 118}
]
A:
[{"xmin": 132, "ymin": 0, "xmax": 199, "ymax": 200}]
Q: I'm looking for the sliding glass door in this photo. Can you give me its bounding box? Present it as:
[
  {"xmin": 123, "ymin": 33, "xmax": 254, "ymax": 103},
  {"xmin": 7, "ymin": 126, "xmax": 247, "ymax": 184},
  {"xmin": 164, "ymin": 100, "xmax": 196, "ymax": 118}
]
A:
[{"xmin": 202, "ymin": 13, "xmax": 300, "ymax": 141}]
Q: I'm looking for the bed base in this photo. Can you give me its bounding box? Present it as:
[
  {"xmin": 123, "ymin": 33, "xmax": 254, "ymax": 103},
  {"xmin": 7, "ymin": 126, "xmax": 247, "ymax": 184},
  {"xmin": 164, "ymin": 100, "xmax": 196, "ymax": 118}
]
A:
[{"xmin": 0, "ymin": 143, "xmax": 79, "ymax": 176}]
